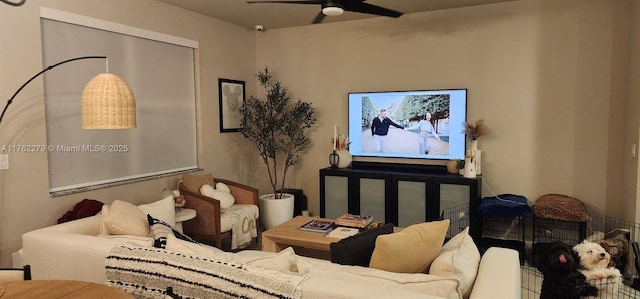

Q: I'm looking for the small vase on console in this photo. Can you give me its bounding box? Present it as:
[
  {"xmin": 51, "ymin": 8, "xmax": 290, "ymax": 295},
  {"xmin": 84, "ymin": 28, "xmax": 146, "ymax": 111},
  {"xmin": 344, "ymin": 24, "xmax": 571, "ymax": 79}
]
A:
[{"xmin": 336, "ymin": 150, "xmax": 352, "ymax": 168}]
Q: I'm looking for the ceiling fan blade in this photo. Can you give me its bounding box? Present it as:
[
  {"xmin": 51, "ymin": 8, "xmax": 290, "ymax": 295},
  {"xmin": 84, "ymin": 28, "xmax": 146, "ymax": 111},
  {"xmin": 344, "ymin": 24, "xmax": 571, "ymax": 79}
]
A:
[
  {"xmin": 247, "ymin": 0, "xmax": 322, "ymax": 4},
  {"xmin": 343, "ymin": 2, "xmax": 403, "ymax": 18},
  {"xmin": 312, "ymin": 11, "xmax": 326, "ymax": 24}
]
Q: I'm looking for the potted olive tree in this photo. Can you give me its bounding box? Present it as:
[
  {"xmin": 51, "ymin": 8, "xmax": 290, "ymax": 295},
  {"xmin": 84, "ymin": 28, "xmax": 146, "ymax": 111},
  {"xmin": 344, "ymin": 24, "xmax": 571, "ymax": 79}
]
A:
[{"xmin": 239, "ymin": 67, "xmax": 317, "ymax": 229}]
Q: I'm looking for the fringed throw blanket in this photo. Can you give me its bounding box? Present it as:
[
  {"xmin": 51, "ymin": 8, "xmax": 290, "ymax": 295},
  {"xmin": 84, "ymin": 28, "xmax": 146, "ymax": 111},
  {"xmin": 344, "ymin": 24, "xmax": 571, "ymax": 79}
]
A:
[
  {"xmin": 106, "ymin": 245, "xmax": 307, "ymax": 299},
  {"xmin": 222, "ymin": 204, "xmax": 258, "ymax": 250}
]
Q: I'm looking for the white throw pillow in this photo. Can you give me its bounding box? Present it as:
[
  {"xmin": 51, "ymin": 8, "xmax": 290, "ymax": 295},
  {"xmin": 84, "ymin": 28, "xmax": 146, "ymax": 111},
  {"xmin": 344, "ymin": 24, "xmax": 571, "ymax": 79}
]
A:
[
  {"xmin": 138, "ymin": 194, "xmax": 176, "ymax": 228},
  {"xmin": 216, "ymin": 182, "xmax": 231, "ymax": 193},
  {"xmin": 429, "ymin": 227, "xmax": 481, "ymax": 298},
  {"xmin": 200, "ymin": 184, "xmax": 235, "ymax": 209},
  {"xmin": 102, "ymin": 200, "xmax": 150, "ymax": 237}
]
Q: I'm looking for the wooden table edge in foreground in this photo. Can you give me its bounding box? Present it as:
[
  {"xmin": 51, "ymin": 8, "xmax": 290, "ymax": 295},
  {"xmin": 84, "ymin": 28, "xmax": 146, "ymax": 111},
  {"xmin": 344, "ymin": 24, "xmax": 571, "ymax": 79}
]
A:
[{"xmin": 1, "ymin": 280, "xmax": 132, "ymax": 298}]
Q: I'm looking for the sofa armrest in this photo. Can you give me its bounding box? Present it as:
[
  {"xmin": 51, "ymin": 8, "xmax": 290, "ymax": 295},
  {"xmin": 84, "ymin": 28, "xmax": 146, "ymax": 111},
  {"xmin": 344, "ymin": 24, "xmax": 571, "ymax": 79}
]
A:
[
  {"xmin": 469, "ymin": 247, "xmax": 521, "ymax": 299},
  {"xmin": 215, "ymin": 178, "xmax": 258, "ymax": 206}
]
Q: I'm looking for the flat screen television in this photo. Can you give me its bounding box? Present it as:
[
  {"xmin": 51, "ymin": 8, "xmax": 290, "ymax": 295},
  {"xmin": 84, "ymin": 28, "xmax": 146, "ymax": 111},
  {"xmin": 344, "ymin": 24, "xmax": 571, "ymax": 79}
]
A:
[{"xmin": 348, "ymin": 89, "xmax": 467, "ymax": 160}]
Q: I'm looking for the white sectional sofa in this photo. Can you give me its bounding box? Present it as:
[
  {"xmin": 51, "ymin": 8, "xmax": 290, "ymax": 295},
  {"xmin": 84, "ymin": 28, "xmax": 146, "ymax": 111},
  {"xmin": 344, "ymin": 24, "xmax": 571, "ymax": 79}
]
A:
[{"xmin": 21, "ymin": 213, "xmax": 521, "ymax": 299}]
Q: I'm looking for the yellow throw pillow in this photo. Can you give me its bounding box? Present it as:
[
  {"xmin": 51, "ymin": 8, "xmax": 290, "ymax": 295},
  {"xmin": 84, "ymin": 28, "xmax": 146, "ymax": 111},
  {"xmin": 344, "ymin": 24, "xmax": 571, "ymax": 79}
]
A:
[{"xmin": 369, "ymin": 219, "xmax": 449, "ymax": 273}]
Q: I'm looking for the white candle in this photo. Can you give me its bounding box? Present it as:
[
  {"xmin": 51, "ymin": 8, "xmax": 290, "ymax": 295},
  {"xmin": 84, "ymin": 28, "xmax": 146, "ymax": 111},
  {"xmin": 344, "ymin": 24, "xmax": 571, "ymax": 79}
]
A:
[{"xmin": 333, "ymin": 125, "xmax": 337, "ymax": 151}]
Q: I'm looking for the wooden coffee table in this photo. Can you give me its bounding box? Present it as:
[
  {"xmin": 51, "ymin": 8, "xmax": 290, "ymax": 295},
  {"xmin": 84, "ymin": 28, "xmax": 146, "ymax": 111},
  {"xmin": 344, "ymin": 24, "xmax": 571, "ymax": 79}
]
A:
[
  {"xmin": 262, "ymin": 216, "xmax": 342, "ymax": 259},
  {"xmin": 1, "ymin": 280, "xmax": 131, "ymax": 298}
]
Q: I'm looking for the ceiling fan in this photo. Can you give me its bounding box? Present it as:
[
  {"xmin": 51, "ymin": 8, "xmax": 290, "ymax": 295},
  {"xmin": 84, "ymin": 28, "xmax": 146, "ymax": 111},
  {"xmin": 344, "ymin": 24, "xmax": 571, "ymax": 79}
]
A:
[{"xmin": 246, "ymin": 0, "xmax": 404, "ymax": 24}]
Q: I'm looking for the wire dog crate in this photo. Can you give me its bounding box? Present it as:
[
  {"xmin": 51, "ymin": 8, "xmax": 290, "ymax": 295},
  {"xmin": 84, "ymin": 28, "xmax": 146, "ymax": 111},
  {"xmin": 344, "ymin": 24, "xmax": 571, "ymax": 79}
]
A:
[
  {"xmin": 522, "ymin": 210, "xmax": 640, "ymax": 298},
  {"xmin": 440, "ymin": 202, "xmax": 470, "ymax": 240}
]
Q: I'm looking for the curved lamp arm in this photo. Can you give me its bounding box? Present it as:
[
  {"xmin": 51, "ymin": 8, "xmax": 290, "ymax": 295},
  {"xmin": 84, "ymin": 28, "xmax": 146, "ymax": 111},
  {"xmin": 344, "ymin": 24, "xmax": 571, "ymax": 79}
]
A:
[
  {"xmin": 0, "ymin": 56, "xmax": 107, "ymax": 126},
  {"xmin": 1, "ymin": 0, "xmax": 25, "ymax": 6}
]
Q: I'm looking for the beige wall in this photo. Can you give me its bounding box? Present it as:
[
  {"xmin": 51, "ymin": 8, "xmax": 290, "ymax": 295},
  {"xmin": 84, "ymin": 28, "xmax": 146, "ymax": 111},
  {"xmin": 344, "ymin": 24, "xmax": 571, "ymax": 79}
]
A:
[
  {"xmin": 2, "ymin": 0, "xmax": 638, "ymax": 267},
  {"xmin": 0, "ymin": 0, "xmax": 257, "ymax": 266},
  {"xmin": 255, "ymin": 0, "xmax": 635, "ymax": 218}
]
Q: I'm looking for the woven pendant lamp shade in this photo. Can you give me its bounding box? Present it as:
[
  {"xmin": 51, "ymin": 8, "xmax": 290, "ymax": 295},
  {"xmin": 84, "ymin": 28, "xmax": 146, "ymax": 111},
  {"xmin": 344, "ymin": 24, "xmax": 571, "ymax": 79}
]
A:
[{"xmin": 81, "ymin": 73, "xmax": 136, "ymax": 129}]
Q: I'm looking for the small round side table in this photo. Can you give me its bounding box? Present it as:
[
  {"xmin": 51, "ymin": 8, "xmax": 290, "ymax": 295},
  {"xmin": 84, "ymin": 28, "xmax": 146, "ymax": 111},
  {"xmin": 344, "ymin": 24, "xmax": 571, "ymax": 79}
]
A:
[{"xmin": 175, "ymin": 208, "xmax": 196, "ymax": 233}]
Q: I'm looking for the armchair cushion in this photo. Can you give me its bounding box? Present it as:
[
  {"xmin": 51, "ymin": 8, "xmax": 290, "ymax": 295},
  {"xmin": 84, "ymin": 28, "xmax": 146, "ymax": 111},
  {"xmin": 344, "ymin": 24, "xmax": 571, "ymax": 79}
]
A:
[{"xmin": 181, "ymin": 173, "xmax": 215, "ymax": 193}]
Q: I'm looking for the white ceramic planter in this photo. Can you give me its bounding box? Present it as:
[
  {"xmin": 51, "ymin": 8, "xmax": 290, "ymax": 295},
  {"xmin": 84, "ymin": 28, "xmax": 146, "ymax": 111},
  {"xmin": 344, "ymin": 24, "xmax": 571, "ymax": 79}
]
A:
[{"xmin": 259, "ymin": 193, "xmax": 295, "ymax": 229}]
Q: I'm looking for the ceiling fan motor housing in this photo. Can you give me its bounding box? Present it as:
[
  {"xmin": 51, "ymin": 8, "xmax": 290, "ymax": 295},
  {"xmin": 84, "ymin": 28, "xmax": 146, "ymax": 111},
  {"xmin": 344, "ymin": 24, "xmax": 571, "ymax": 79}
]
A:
[{"xmin": 322, "ymin": 0, "xmax": 344, "ymax": 16}]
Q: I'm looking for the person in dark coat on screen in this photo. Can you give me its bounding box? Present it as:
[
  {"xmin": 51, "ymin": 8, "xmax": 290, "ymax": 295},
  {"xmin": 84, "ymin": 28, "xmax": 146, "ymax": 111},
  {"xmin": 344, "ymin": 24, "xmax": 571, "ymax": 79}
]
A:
[{"xmin": 371, "ymin": 108, "xmax": 404, "ymax": 152}]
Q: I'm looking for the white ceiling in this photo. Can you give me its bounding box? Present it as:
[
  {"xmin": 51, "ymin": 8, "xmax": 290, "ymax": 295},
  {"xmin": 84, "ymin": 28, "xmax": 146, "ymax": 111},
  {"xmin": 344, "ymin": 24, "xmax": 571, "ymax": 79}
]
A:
[{"xmin": 157, "ymin": 0, "xmax": 518, "ymax": 30}]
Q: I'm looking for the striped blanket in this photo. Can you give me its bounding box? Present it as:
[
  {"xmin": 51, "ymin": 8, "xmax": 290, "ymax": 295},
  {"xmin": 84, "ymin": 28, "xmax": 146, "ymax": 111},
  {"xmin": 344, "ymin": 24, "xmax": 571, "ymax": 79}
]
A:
[{"xmin": 105, "ymin": 245, "xmax": 307, "ymax": 299}]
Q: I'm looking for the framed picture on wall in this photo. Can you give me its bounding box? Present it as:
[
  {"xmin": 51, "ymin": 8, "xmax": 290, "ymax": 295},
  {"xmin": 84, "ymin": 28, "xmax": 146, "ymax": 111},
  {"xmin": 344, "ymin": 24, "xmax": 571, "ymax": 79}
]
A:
[{"xmin": 218, "ymin": 78, "xmax": 245, "ymax": 133}]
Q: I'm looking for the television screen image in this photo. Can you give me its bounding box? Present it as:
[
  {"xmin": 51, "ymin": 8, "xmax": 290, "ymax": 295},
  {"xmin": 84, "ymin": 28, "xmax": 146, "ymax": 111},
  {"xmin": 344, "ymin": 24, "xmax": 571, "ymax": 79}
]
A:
[{"xmin": 348, "ymin": 89, "xmax": 467, "ymax": 160}]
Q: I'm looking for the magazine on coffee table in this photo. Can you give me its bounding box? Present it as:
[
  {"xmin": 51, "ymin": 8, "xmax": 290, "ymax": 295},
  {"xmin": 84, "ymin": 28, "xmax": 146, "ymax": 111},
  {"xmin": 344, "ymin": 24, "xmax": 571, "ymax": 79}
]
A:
[
  {"xmin": 325, "ymin": 227, "xmax": 360, "ymax": 239},
  {"xmin": 300, "ymin": 219, "xmax": 335, "ymax": 233}
]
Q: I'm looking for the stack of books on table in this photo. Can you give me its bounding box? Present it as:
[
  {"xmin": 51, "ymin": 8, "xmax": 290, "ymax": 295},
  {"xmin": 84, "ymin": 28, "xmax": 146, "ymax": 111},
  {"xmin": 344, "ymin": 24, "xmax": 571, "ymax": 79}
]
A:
[
  {"xmin": 299, "ymin": 219, "xmax": 335, "ymax": 233},
  {"xmin": 335, "ymin": 213, "xmax": 373, "ymax": 228}
]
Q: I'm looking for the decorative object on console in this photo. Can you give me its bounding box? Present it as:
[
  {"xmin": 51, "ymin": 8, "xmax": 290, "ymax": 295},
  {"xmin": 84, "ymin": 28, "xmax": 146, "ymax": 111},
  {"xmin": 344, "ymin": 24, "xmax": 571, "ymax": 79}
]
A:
[
  {"xmin": 1, "ymin": 56, "xmax": 136, "ymax": 129},
  {"xmin": 329, "ymin": 150, "xmax": 339, "ymax": 168},
  {"xmin": 463, "ymin": 156, "xmax": 476, "ymax": 178},
  {"xmin": 463, "ymin": 119, "xmax": 488, "ymax": 176},
  {"xmin": 446, "ymin": 160, "xmax": 458, "ymax": 174},
  {"xmin": 456, "ymin": 159, "xmax": 465, "ymax": 175},
  {"xmin": 239, "ymin": 66, "xmax": 317, "ymax": 229},
  {"xmin": 331, "ymin": 131, "xmax": 352, "ymax": 168}
]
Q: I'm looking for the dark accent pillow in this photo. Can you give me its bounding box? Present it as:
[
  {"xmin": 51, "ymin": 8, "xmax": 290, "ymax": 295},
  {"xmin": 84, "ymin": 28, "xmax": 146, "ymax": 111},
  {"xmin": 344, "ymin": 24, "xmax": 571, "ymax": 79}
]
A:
[
  {"xmin": 330, "ymin": 223, "xmax": 394, "ymax": 266},
  {"xmin": 147, "ymin": 214, "xmax": 197, "ymax": 248}
]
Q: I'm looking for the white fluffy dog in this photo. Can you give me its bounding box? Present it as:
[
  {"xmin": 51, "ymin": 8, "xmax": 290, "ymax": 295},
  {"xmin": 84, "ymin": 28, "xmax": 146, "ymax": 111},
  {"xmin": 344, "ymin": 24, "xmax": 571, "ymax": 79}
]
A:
[{"xmin": 573, "ymin": 240, "xmax": 622, "ymax": 298}]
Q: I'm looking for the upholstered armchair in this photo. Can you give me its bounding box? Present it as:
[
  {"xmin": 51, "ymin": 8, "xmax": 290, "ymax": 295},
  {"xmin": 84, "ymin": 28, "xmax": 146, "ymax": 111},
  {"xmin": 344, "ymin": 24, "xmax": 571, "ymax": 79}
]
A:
[{"xmin": 178, "ymin": 173, "xmax": 259, "ymax": 249}]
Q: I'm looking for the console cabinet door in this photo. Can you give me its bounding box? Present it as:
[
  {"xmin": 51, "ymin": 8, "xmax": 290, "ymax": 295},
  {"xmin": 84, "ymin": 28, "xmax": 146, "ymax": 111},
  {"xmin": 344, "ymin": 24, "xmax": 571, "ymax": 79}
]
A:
[
  {"xmin": 394, "ymin": 176, "xmax": 430, "ymax": 227},
  {"xmin": 319, "ymin": 169, "xmax": 350, "ymax": 219},
  {"xmin": 433, "ymin": 177, "xmax": 482, "ymax": 239},
  {"xmin": 354, "ymin": 173, "xmax": 392, "ymax": 224}
]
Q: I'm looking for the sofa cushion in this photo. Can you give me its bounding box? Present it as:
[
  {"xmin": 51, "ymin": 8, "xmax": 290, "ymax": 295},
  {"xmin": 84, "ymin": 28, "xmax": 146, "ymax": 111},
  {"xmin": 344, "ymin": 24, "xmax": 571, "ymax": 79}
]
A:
[
  {"xmin": 246, "ymin": 247, "xmax": 312, "ymax": 274},
  {"xmin": 181, "ymin": 172, "xmax": 215, "ymax": 193},
  {"xmin": 429, "ymin": 227, "xmax": 481, "ymax": 298},
  {"xmin": 369, "ymin": 219, "xmax": 449, "ymax": 273},
  {"xmin": 200, "ymin": 184, "xmax": 235, "ymax": 209},
  {"xmin": 102, "ymin": 200, "xmax": 150, "ymax": 237},
  {"xmin": 138, "ymin": 195, "xmax": 176, "ymax": 228},
  {"xmin": 330, "ymin": 223, "xmax": 394, "ymax": 266}
]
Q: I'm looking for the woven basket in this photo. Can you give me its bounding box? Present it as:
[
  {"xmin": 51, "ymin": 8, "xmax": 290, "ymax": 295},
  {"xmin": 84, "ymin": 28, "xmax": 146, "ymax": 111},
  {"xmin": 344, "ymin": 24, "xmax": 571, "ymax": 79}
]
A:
[{"xmin": 533, "ymin": 194, "xmax": 591, "ymax": 222}]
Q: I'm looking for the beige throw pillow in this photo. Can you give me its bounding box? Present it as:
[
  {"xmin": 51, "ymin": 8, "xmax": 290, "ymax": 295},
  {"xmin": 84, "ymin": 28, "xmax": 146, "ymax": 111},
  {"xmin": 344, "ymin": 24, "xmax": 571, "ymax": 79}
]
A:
[
  {"xmin": 369, "ymin": 219, "xmax": 449, "ymax": 273},
  {"xmin": 181, "ymin": 173, "xmax": 215, "ymax": 193},
  {"xmin": 102, "ymin": 200, "xmax": 150, "ymax": 237},
  {"xmin": 429, "ymin": 227, "xmax": 481, "ymax": 298}
]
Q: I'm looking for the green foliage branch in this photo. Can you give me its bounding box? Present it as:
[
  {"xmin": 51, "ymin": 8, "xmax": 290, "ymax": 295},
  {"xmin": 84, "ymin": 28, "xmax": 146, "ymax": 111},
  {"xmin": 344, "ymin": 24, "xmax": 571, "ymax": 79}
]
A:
[{"xmin": 239, "ymin": 67, "xmax": 317, "ymax": 199}]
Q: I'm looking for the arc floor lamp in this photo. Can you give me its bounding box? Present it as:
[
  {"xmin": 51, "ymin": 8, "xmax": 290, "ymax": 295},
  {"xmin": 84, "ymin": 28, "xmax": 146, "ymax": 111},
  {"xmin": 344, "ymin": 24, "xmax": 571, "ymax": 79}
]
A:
[{"xmin": 0, "ymin": 56, "xmax": 136, "ymax": 129}]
